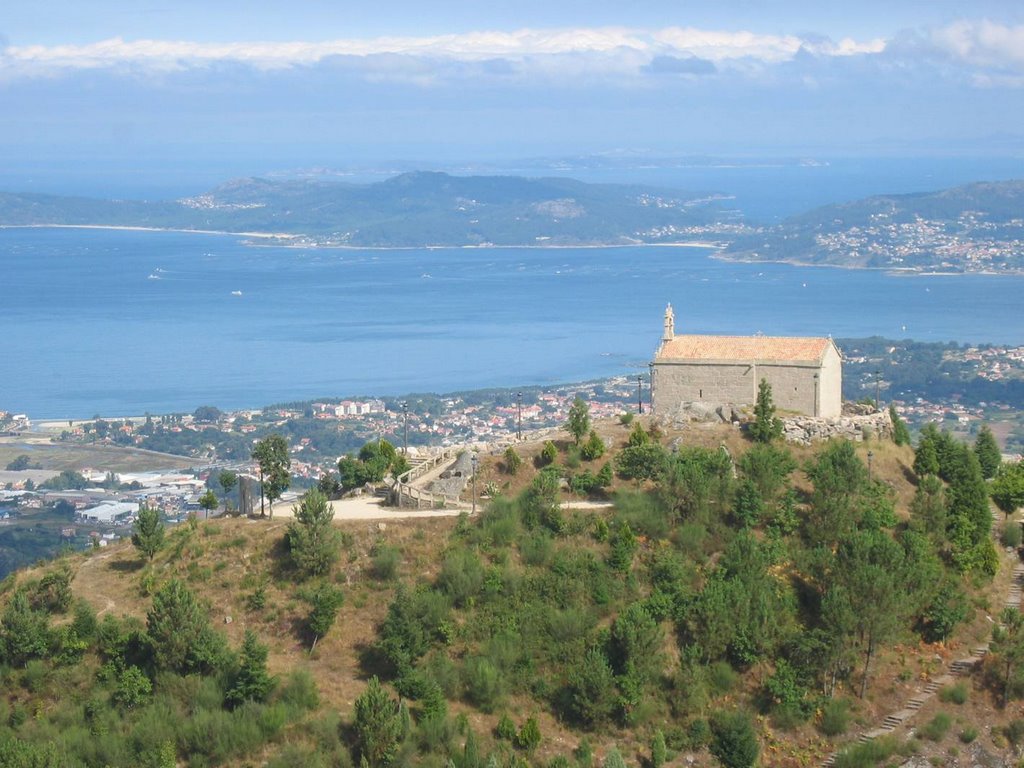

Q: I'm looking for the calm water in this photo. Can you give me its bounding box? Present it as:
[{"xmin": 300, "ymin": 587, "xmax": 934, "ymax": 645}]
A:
[{"xmin": 3, "ymin": 227, "xmax": 1023, "ymax": 418}]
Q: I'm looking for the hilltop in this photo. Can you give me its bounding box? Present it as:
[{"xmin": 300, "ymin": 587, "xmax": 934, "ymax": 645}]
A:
[
  {"xmin": 723, "ymin": 179, "xmax": 1024, "ymax": 273},
  {"xmin": 0, "ymin": 172, "xmax": 738, "ymax": 248},
  {"xmin": 1, "ymin": 414, "xmax": 1021, "ymax": 767}
]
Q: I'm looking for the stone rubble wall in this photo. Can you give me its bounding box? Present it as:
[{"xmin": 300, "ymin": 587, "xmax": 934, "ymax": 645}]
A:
[{"xmin": 655, "ymin": 400, "xmax": 893, "ymax": 445}]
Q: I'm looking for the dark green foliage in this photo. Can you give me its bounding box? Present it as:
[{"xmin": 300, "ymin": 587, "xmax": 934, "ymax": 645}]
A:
[
  {"xmin": 495, "ymin": 714, "xmax": 517, "ymax": 741},
  {"xmin": 732, "ymin": 479, "xmax": 763, "ymax": 528},
  {"xmin": 1003, "ymin": 519, "xmax": 1022, "ymax": 548},
  {"xmin": 913, "ymin": 428, "xmax": 941, "ymax": 478},
  {"xmin": 198, "ymin": 489, "xmax": 219, "ymax": 518},
  {"xmin": 566, "ymin": 397, "xmax": 592, "ymax": 446},
  {"xmin": 750, "ymin": 379, "xmax": 783, "ymax": 443},
  {"xmin": 939, "ymin": 682, "xmax": 968, "ymax": 705},
  {"xmin": 503, "ymin": 446, "xmax": 523, "ymax": 475},
  {"xmin": 438, "ymin": 548, "xmax": 485, "ymax": 607},
  {"xmin": 515, "ymin": 716, "xmax": 541, "ymax": 752},
  {"xmin": 709, "ymin": 710, "xmax": 759, "ymax": 768},
  {"xmin": 919, "ymin": 712, "xmax": 952, "ymax": 741},
  {"xmin": 539, "ymin": 441, "xmax": 559, "ymax": 467},
  {"xmin": 566, "ymin": 647, "xmax": 617, "ymax": 727},
  {"xmin": 909, "ymin": 474, "xmax": 946, "ymax": 539},
  {"xmin": 113, "ymin": 665, "xmax": 152, "ymax": 709},
  {"xmin": 146, "ymin": 578, "xmax": 226, "ymax": 674},
  {"xmin": 370, "ymin": 541, "xmax": 402, "ymax": 581},
  {"xmin": 0, "ymin": 589, "xmax": 50, "ymax": 666},
  {"xmin": 651, "ymin": 729, "xmax": 667, "ymax": 768},
  {"xmin": 462, "ymin": 656, "xmax": 506, "ymax": 712},
  {"xmin": 992, "ymin": 461, "xmax": 1024, "ymax": 518},
  {"xmin": 581, "ymin": 430, "xmax": 605, "ymax": 461},
  {"xmin": 818, "ymin": 697, "xmax": 851, "ymax": 736},
  {"xmin": 607, "ymin": 522, "xmax": 637, "ymax": 573},
  {"xmin": 737, "ymin": 443, "xmax": 797, "ymax": 501},
  {"xmin": 353, "ymin": 677, "xmax": 405, "ymax": 767},
  {"xmin": 71, "ymin": 598, "xmax": 98, "ymax": 642},
  {"xmin": 627, "ymin": 422, "xmax": 649, "ymax": 447},
  {"xmin": 31, "ymin": 564, "xmax": 72, "ymax": 613},
  {"xmin": 616, "ymin": 443, "xmax": 666, "ymax": 484},
  {"xmin": 520, "ymin": 469, "xmax": 563, "ymax": 533},
  {"xmin": 285, "ymin": 489, "xmax": 341, "ymax": 578},
  {"xmin": 602, "ymin": 747, "xmax": 628, "ymax": 768},
  {"xmin": 974, "ymin": 424, "xmax": 1002, "ymax": 479},
  {"xmin": 377, "ymin": 586, "xmax": 451, "ymax": 676},
  {"xmin": 226, "ymin": 629, "xmax": 276, "ymax": 707},
  {"xmin": 219, "ymin": 469, "xmax": 238, "ymax": 498},
  {"xmin": 132, "ymin": 505, "xmax": 165, "ymax": 561},
  {"xmin": 607, "ymin": 603, "xmax": 663, "ymax": 685},
  {"xmin": 889, "ymin": 405, "xmax": 911, "ymax": 446},
  {"xmin": 308, "ymin": 585, "xmax": 344, "ymax": 651},
  {"xmin": 804, "ymin": 439, "xmax": 869, "ymax": 546},
  {"xmin": 832, "ymin": 735, "xmax": 901, "ymax": 768},
  {"xmin": 253, "ymin": 433, "xmax": 291, "ymax": 515}
]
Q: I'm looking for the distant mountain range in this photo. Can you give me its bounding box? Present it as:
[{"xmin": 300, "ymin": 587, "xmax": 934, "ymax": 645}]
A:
[
  {"xmin": 722, "ymin": 180, "xmax": 1024, "ymax": 273},
  {"xmin": 0, "ymin": 171, "xmax": 735, "ymax": 248}
]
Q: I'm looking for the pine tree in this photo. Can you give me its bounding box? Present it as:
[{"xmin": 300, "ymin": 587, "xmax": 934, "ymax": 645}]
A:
[
  {"xmin": 286, "ymin": 489, "xmax": 341, "ymax": 578},
  {"xmin": 974, "ymin": 425, "xmax": 1002, "ymax": 479},
  {"xmin": 308, "ymin": 585, "xmax": 344, "ymax": 652},
  {"xmin": 353, "ymin": 677, "xmax": 405, "ymax": 767},
  {"xmin": 566, "ymin": 397, "xmax": 591, "ymax": 446},
  {"xmin": 750, "ymin": 379, "xmax": 783, "ymax": 443},
  {"xmin": 226, "ymin": 629, "xmax": 276, "ymax": 707},
  {"xmin": 131, "ymin": 505, "xmax": 164, "ymax": 562},
  {"xmin": 888, "ymin": 404, "xmax": 911, "ymax": 446},
  {"xmin": 913, "ymin": 436, "xmax": 941, "ymax": 478}
]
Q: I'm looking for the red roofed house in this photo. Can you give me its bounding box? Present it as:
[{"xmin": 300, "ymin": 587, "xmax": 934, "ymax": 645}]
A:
[{"xmin": 651, "ymin": 304, "xmax": 842, "ymax": 418}]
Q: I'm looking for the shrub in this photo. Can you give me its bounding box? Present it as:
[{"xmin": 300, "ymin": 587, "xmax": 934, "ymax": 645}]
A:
[
  {"xmin": 581, "ymin": 431, "xmax": 606, "ymax": 461},
  {"xmin": 276, "ymin": 668, "xmax": 320, "ymax": 712},
  {"xmin": 619, "ymin": 413, "xmax": 634, "ymax": 426},
  {"xmin": 462, "ymin": 656, "xmax": 505, "ymax": 712},
  {"xmin": 1001, "ymin": 520, "xmax": 1022, "ymax": 548},
  {"xmin": 538, "ymin": 441, "xmax": 558, "ymax": 467},
  {"xmin": 515, "ymin": 716, "xmax": 542, "ymax": 752},
  {"xmin": 495, "ymin": 713, "xmax": 517, "ymax": 741},
  {"xmin": 371, "ymin": 542, "xmax": 401, "ymax": 581},
  {"xmin": 519, "ymin": 531, "xmax": 554, "ymax": 567},
  {"xmin": 709, "ymin": 710, "xmax": 759, "ymax": 768},
  {"xmin": 919, "ymin": 712, "xmax": 952, "ymax": 741},
  {"xmin": 938, "ymin": 682, "xmax": 968, "ymax": 705},
  {"xmin": 833, "ymin": 736, "xmax": 901, "ymax": 768},
  {"xmin": 818, "ymin": 697, "xmax": 852, "ymax": 736},
  {"xmin": 959, "ymin": 727, "xmax": 978, "ymax": 744},
  {"xmin": 504, "ymin": 447, "xmax": 523, "ymax": 475}
]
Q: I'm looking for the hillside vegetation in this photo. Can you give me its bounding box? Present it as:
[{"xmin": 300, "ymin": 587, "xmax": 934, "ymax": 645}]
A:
[
  {"xmin": 0, "ymin": 405, "xmax": 1021, "ymax": 768},
  {"xmin": 0, "ymin": 172, "xmax": 728, "ymax": 247}
]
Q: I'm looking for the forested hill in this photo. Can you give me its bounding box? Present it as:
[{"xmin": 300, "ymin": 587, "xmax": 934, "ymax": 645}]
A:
[
  {"xmin": 0, "ymin": 172, "xmax": 733, "ymax": 247},
  {"xmin": 723, "ymin": 179, "xmax": 1024, "ymax": 273}
]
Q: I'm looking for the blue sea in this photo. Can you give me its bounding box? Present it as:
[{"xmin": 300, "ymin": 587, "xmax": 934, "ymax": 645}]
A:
[{"xmin": 3, "ymin": 225, "xmax": 1024, "ymax": 419}]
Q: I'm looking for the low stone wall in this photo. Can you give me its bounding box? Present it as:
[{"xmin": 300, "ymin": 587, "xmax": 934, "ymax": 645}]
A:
[{"xmin": 782, "ymin": 409, "xmax": 893, "ymax": 445}]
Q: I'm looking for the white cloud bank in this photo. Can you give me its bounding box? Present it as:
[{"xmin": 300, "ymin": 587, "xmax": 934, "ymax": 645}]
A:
[{"xmin": 1, "ymin": 20, "xmax": 1022, "ymax": 86}]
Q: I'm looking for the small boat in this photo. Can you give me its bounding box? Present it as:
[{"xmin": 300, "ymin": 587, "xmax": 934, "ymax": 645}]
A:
[
  {"xmin": 231, "ymin": 290, "xmax": 243, "ymax": 296},
  {"xmin": 147, "ymin": 273, "xmax": 160, "ymax": 280}
]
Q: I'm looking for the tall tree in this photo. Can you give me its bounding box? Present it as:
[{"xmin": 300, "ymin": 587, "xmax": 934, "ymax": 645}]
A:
[
  {"xmin": 146, "ymin": 579, "xmax": 225, "ymax": 674},
  {"xmin": 0, "ymin": 590, "xmax": 50, "ymax": 667},
  {"xmin": 992, "ymin": 462, "xmax": 1024, "ymax": 519},
  {"xmin": 218, "ymin": 470, "xmax": 238, "ymax": 504},
  {"xmin": 198, "ymin": 489, "xmax": 218, "ymax": 520},
  {"xmin": 226, "ymin": 629, "xmax": 276, "ymax": 707},
  {"xmin": 974, "ymin": 425, "xmax": 1002, "ymax": 479},
  {"xmin": 308, "ymin": 586, "xmax": 344, "ymax": 653},
  {"xmin": 750, "ymin": 379, "xmax": 783, "ymax": 443},
  {"xmin": 131, "ymin": 505, "xmax": 164, "ymax": 561},
  {"xmin": 566, "ymin": 396, "xmax": 591, "ymax": 446},
  {"xmin": 286, "ymin": 489, "xmax": 341, "ymax": 578},
  {"xmin": 252, "ymin": 434, "xmax": 291, "ymax": 518},
  {"xmin": 992, "ymin": 608, "xmax": 1024, "ymax": 707},
  {"xmin": 353, "ymin": 676, "xmax": 405, "ymax": 767},
  {"xmin": 889, "ymin": 404, "xmax": 911, "ymax": 446}
]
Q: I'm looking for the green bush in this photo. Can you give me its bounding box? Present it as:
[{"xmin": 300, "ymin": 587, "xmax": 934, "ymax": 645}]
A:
[
  {"xmin": 462, "ymin": 656, "xmax": 505, "ymax": 712},
  {"xmin": 938, "ymin": 682, "xmax": 968, "ymax": 705},
  {"xmin": 818, "ymin": 697, "xmax": 852, "ymax": 736},
  {"xmin": 515, "ymin": 716, "xmax": 542, "ymax": 752},
  {"xmin": 959, "ymin": 727, "xmax": 978, "ymax": 743},
  {"xmin": 709, "ymin": 661, "xmax": 738, "ymax": 695},
  {"xmin": 709, "ymin": 710, "xmax": 759, "ymax": 768},
  {"xmin": 1001, "ymin": 520, "xmax": 1022, "ymax": 548},
  {"xmin": 833, "ymin": 736, "xmax": 901, "ymax": 768},
  {"xmin": 519, "ymin": 530, "xmax": 554, "ymax": 567},
  {"xmin": 370, "ymin": 542, "xmax": 402, "ymax": 581},
  {"xmin": 919, "ymin": 712, "xmax": 952, "ymax": 741},
  {"xmin": 495, "ymin": 713, "xmax": 517, "ymax": 741}
]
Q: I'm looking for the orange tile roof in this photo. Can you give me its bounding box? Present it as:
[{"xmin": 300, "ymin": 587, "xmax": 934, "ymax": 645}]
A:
[{"xmin": 657, "ymin": 335, "xmax": 834, "ymax": 362}]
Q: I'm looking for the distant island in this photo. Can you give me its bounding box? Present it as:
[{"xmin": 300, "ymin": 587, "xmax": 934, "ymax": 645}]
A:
[
  {"xmin": 722, "ymin": 180, "xmax": 1024, "ymax": 273},
  {"xmin": 0, "ymin": 171, "xmax": 745, "ymax": 248}
]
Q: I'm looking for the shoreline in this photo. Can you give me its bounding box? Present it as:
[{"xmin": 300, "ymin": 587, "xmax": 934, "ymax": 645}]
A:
[
  {"xmin": 712, "ymin": 251, "xmax": 1024, "ymax": 277},
  {"xmin": 0, "ymin": 223, "xmax": 724, "ymax": 251}
]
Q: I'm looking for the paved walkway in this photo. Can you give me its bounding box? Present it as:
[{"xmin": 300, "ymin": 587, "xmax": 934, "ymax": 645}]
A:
[{"xmin": 267, "ymin": 494, "xmax": 467, "ymax": 521}]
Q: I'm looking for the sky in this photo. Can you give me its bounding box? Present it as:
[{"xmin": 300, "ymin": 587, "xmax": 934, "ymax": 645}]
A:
[{"xmin": 2, "ymin": 1, "xmax": 1024, "ymax": 188}]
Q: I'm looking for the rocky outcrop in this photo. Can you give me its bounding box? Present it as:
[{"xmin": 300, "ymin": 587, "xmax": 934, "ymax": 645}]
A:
[{"xmin": 782, "ymin": 409, "xmax": 893, "ymax": 445}]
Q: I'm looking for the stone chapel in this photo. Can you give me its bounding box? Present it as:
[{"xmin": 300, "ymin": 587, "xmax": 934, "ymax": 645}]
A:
[{"xmin": 650, "ymin": 304, "xmax": 843, "ymax": 418}]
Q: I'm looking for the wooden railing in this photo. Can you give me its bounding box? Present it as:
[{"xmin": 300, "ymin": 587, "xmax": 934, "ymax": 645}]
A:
[{"xmin": 390, "ymin": 447, "xmax": 462, "ymax": 509}]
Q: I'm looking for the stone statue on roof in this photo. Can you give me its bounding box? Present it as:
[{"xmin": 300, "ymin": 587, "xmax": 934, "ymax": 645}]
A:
[{"xmin": 663, "ymin": 303, "xmax": 675, "ymax": 343}]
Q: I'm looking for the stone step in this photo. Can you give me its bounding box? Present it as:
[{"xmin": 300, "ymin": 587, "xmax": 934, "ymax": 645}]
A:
[
  {"xmin": 972, "ymin": 647, "xmax": 989, "ymax": 658},
  {"xmin": 950, "ymin": 659, "xmax": 976, "ymax": 675},
  {"xmin": 822, "ymin": 756, "xmax": 836, "ymax": 767},
  {"xmin": 923, "ymin": 683, "xmax": 940, "ymax": 694},
  {"xmin": 906, "ymin": 698, "xmax": 925, "ymax": 710},
  {"xmin": 882, "ymin": 717, "xmax": 903, "ymax": 728}
]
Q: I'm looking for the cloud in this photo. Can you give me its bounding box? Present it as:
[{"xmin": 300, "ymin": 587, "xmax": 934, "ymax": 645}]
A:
[
  {"xmin": 0, "ymin": 25, "xmax": 883, "ymax": 79},
  {"xmin": 641, "ymin": 54, "xmax": 716, "ymax": 76},
  {"xmin": 929, "ymin": 19, "xmax": 1024, "ymax": 69}
]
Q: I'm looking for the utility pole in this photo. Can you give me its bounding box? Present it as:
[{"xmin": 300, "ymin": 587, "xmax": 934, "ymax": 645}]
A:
[
  {"xmin": 259, "ymin": 467, "xmax": 265, "ymax": 518},
  {"xmin": 516, "ymin": 392, "xmax": 522, "ymax": 441},
  {"xmin": 874, "ymin": 369, "xmax": 881, "ymax": 410},
  {"xmin": 401, "ymin": 401, "xmax": 409, "ymax": 455},
  {"xmin": 471, "ymin": 454, "xmax": 478, "ymax": 515},
  {"xmin": 637, "ymin": 375, "xmax": 643, "ymax": 414}
]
